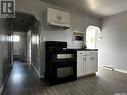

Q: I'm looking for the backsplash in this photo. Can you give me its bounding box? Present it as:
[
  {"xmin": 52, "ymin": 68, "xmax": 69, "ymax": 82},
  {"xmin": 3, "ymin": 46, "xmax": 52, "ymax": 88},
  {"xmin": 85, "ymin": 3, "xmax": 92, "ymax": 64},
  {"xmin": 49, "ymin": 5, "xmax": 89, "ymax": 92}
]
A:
[{"xmin": 67, "ymin": 41, "xmax": 83, "ymax": 49}]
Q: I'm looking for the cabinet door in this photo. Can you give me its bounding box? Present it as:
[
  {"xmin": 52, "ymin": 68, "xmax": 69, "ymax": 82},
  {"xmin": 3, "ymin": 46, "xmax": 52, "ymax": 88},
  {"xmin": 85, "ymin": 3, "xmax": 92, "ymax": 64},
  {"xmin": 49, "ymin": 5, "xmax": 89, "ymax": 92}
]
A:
[
  {"xmin": 66, "ymin": 12, "xmax": 70, "ymax": 25},
  {"xmin": 59, "ymin": 11, "xmax": 70, "ymax": 25},
  {"xmin": 47, "ymin": 8, "xmax": 60, "ymax": 23},
  {"xmin": 91, "ymin": 55, "xmax": 98, "ymax": 72},
  {"xmin": 60, "ymin": 11, "xmax": 68, "ymax": 24},
  {"xmin": 86, "ymin": 55, "xmax": 97, "ymax": 74},
  {"xmin": 77, "ymin": 53, "xmax": 84, "ymax": 77}
]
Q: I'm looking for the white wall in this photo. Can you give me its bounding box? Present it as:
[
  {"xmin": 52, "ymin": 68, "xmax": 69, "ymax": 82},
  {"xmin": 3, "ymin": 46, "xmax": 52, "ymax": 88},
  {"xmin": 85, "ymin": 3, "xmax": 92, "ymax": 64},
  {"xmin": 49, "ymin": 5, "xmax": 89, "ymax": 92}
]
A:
[
  {"xmin": 0, "ymin": 18, "xmax": 12, "ymax": 94},
  {"xmin": 16, "ymin": 0, "xmax": 101, "ymax": 77},
  {"xmin": 27, "ymin": 30, "xmax": 31, "ymax": 64},
  {"xmin": 99, "ymin": 11, "xmax": 127, "ymax": 71}
]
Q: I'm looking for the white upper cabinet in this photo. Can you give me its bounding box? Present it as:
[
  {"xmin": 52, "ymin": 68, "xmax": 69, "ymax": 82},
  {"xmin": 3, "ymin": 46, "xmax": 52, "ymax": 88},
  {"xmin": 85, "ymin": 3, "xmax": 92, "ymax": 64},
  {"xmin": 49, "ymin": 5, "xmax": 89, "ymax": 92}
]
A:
[
  {"xmin": 47, "ymin": 8, "xmax": 60, "ymax": 23},
  {"xmin": 47, "ymin": 8, "xmax": 70, "ymax": 28},
  {"xmin": 60, "ymin": 11, "xmax": 70, "ymax": 25}
]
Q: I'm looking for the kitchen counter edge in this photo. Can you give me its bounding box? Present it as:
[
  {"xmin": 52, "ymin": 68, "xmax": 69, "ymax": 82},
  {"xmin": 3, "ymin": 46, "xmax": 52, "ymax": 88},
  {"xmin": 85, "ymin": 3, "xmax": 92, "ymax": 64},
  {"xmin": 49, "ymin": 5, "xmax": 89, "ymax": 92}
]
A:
[{"xmin": 70, "ymin": 49, "xmax": 98, "ymax": 51}]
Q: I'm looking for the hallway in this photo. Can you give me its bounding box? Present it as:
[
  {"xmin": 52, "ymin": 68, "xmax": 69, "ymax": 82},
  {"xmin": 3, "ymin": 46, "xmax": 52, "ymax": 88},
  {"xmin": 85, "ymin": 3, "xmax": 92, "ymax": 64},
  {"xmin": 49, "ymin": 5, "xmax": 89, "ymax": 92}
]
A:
[{"xmin": 2, "ymin": 61, "xmax": 46, "ymax": 95}]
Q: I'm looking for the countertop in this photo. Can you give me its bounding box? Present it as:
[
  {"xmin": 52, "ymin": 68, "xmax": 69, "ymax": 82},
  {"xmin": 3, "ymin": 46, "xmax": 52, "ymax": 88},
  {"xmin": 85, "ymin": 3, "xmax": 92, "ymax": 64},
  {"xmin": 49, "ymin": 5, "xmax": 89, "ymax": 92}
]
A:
[{"xmin": 68, "ymin": 48, "xmax": 98, "ymax": 51}]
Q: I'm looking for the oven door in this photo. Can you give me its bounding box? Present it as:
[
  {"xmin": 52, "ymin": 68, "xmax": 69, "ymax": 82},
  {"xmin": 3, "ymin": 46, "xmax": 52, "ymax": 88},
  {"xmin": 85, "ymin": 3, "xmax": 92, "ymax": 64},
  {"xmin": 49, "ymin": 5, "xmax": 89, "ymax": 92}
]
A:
[
  {"xmin": 54, "ymin": 63, "xmax": 77, "ymax": 83},
  {"xmin": 57, "ymin": 66, "xmax": 74, "ymax": 78}
]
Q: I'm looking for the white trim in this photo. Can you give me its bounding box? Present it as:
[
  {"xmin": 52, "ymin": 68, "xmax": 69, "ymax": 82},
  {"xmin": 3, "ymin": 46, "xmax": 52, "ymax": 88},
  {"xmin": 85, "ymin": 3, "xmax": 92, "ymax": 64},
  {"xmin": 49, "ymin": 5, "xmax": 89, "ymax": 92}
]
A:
[
  {"xmin": 115, "ymin": 69, "xmax": 127, "ymax": 74},
  {"xmin": 0, "ymin": 85, "xmax": 3, "ymax": 95},
  {"xmin": 31, "ymin": 63, "xmax": 40, "ymax": 77},
  {"xmin": 99, "ymin": 65, "xmax": 127, "ymax": 74},
  {"xmin": 98, "ymin": 65, "xmax": 104, "ymax": 68},
  {"xmin": 40, "ymin": 74, "xmax": 45, "ymax": 78},
  {"xmin": 0, "ymin": 66, "xmax": 12, "ymax": 95},
  {"xmin": 31, "ymin": 63, "xmax": 44, "ymax": 78}
]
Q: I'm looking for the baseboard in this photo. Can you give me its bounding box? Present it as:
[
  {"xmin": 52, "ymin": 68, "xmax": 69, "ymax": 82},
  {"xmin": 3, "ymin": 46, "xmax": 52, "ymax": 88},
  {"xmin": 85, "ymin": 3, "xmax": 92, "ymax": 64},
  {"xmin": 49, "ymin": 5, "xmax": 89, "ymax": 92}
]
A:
[
  {"xmin": 40, "ymin": 75, "xmax": 45, "ymax": 79},
  {"xmin": 99, "ymin": 65, "xmax": 127, "ymax": 74},
  {"xmin": 31, "ymin": 64, "xmax": 44, "ymax": 79},
  {"xmin": 0, "ymin": 85, "xmax": 3, "ymax": 95},
  {"xmin": 115, "ymin": 69, "xmax": 127, "ymax": 74},
  {"xmin": 0, "ymin": 65, "xmax": 12, "ymax": 95}
]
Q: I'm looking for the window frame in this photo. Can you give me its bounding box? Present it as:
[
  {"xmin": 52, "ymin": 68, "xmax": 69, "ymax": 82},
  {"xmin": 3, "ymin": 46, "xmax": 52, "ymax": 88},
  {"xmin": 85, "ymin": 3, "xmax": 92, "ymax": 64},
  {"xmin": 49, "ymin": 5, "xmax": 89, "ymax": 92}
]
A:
[
  {"xmin": 86, "ymin": 25, "xmax": 101, "ymax": 49},
  {"xmin": 13, "ymin": 35, "xmax": 20, "ymax": 42}
]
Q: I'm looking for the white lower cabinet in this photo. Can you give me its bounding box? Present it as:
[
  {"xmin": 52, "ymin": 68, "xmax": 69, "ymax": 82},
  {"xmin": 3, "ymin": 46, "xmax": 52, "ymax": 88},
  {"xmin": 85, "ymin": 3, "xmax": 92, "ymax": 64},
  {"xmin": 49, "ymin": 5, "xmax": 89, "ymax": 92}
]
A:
[
  {"xmin": 77, "ymin": 51, "xmax": 98, "ymax": 77},
  {"xmin": 85, "ymin": 55, "xmax": 97, "ymax": 74},
  {"xmin": 77, "ymin": 53, "xmax": 84, "ymax": 77}
]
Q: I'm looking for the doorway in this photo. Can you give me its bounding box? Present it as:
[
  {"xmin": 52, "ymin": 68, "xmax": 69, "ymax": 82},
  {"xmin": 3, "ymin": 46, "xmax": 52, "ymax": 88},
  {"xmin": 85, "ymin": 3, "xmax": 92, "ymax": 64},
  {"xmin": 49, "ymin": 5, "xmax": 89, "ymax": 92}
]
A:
[
  {"xmin": 12, "ymin": 12, "xmax": 37, "ymax": 64},
  {"xmin": 86, "ymin": 25, "xmax": 101, "ymax": 49},
  {"xmin": 13, "ymin": 32, "xmax": 27, "ymax": 62}
]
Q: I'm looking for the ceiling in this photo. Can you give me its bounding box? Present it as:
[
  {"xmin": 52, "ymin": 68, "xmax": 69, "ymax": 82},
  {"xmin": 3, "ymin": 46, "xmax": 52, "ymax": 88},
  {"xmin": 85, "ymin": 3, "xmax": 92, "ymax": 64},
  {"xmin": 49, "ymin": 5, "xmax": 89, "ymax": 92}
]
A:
[
  {"xmin": 41, "ymin": 0, "xmax": 127, "ymax": 18},
  {"xmin": 12, "ymin": 12, "xmax": 36, "ymax": 31}
]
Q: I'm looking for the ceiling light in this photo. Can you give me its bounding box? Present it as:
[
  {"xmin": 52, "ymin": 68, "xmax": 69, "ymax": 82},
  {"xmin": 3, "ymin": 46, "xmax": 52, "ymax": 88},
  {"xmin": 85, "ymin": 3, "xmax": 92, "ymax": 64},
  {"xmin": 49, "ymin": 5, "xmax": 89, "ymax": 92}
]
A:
[{"xmin": 88, "ymin": 0, "xmax": 97, "ymax": 9}]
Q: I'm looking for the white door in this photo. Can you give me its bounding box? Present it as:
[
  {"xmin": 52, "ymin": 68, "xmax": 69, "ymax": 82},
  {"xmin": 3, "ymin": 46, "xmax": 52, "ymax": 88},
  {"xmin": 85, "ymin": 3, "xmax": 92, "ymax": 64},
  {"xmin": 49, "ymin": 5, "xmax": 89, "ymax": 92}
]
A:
[
  {"xmin": 77, "ymin": 53, "xmax": 84, "ymax": 77},
  {"xmin": 66, "ymin": 13, "xmax": 70, "ymax": 25},
  {"xmin": 82, "ymin": 55, "xmax": 87, "ymax": 75},
  {"xmin": 90, "ymin": 55, "xmax": 98, "ymax": 73},
  {"xmin": 47, "ymin": 8, "xmax": 60, "ymax": 23},
  {"xmin": 60, "ymin": 11, "xmax": 68, "ymax": 24},
  {"xmin": 86, "ymin": 55, "xmax": 97, "ymax": 74}
]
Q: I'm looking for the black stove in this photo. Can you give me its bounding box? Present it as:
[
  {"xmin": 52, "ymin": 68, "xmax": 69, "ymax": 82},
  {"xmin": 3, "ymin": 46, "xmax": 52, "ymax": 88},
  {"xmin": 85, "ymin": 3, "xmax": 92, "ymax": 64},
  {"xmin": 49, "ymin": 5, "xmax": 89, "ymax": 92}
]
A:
[{"xmin": 45, "ymin": 41, "xmax": 77, "ymax": 84}]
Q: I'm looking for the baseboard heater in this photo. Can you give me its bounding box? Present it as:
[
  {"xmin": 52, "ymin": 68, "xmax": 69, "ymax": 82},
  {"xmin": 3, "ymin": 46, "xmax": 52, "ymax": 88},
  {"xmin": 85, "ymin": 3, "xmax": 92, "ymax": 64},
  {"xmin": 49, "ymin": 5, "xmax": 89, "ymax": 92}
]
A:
[{"xmin": 103, "ymin": 65, "xmax": 114, "ymax": 71}]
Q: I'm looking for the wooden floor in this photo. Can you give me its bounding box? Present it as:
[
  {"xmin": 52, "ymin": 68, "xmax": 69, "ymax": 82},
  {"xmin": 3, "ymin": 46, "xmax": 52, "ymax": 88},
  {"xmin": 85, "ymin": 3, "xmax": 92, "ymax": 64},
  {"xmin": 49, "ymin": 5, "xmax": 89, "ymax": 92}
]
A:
[{"xmin": 2, "ymin": 61, "xmax": 127, "ymax": 95}]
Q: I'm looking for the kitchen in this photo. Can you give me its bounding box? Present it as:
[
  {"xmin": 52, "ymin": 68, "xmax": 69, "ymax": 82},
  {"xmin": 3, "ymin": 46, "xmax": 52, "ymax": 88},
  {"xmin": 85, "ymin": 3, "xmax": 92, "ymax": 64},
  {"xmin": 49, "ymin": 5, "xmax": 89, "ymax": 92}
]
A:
[{"xmin": 1, "ymin": 0, "xmax": 127, "ymax": 95}]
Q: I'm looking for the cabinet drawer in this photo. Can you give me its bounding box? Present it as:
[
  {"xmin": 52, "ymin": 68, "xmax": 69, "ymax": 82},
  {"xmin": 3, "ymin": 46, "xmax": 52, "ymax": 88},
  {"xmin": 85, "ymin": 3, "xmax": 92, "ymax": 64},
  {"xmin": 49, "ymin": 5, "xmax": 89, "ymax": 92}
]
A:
[
  {"xmin": 77, "ymin": 51, "xmax": 98, "ymax": 56},
  {"xmin": 85, "ymin": 51, "xmax": 97, "ymax": 56},
  {"xmin": 84, "ymin": 51, "xmax": 91, "ymax": 55},
  {"xmin": 77, "ymin": 51, "xmax": 85, "ymax": 55},
  {"xmin": 90, "ymin": 51, "xmax": 98, "ymax": 55}
]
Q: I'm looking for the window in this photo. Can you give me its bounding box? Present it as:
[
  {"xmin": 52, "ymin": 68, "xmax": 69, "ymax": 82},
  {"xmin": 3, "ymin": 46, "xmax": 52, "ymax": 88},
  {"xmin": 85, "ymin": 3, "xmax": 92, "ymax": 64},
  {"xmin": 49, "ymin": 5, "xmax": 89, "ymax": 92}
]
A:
[
  {"xmin": 13, "ymin": 35, "xmax": 20, "ymax": 42},
  {"xmin": 86, "ymin": 25, "xmax": 101, "ymax": 49}
]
